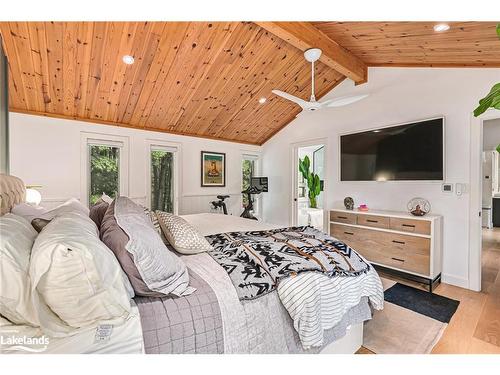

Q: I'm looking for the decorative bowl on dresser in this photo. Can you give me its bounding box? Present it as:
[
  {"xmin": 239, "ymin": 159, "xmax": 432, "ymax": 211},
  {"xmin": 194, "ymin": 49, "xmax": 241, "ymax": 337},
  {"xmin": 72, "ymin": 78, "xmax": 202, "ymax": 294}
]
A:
[{"xmin": 329, "ymin": 208, "xmax": 443, "ymax": 292}]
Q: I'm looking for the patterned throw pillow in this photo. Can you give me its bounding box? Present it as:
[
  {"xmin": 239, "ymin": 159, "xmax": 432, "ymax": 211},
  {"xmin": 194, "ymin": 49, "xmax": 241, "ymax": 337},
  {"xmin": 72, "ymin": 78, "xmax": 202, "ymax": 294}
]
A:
[{"xmin": 155, "ymin": 211, "xmax": 212, "ymax": 254}]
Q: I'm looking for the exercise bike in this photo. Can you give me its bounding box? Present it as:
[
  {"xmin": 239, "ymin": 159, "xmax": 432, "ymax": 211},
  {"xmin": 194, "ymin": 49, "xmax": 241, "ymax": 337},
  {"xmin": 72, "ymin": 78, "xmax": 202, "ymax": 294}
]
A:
[{"xmin": 211, "ymin": 195, "xmax": 230, "ymax": 215}]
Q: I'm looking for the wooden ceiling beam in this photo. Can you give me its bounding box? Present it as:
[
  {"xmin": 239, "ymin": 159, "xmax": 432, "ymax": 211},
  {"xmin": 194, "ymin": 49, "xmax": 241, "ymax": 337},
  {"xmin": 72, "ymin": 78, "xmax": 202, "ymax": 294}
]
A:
[{"xmin": 256, "ymin": 22, "xmax": 367, "ymax": 84}]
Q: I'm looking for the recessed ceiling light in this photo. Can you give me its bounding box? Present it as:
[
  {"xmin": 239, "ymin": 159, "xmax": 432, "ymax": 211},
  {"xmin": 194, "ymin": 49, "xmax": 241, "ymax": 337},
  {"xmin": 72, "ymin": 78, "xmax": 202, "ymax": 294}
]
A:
[
  {"xmin": 258, "ymin": 97, "xmax": 267, "ymax": 104},
  {"xmin": 433, "ymin": 23, "xmax": 450, "ymax": 32},
  {"xmin": 122, "ymin": 55, "xmax": 135, "ymax": 65},
  {"xmin": 373, "ymin": 130, "xmax": 381, "ymax": 133}
]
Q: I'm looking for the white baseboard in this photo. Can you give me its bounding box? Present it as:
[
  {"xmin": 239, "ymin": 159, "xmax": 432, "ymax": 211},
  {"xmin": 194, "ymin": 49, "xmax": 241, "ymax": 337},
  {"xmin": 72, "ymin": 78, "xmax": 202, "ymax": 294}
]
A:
[{"xmin": 441, "ymin": 273, "xmax": 469, "ymax": 289}]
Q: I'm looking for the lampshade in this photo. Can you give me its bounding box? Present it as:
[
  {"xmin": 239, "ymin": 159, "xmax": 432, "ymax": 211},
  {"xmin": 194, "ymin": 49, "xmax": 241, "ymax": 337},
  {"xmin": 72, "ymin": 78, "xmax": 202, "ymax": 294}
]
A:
[{"xmin": 26, "ymin": 188, "xmax": 42, "ymax": 206}]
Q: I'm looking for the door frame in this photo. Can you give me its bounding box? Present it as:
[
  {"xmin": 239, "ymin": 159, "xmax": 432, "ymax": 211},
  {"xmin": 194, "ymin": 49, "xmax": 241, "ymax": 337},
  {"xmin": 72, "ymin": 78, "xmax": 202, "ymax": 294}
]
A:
[
  {"xmin": 290, "ymin": 137, "xmax": 328, "ymax": 228},
  {"xmin": 469, "ymin": 109, "xmax": 500, "ymax": 292}
]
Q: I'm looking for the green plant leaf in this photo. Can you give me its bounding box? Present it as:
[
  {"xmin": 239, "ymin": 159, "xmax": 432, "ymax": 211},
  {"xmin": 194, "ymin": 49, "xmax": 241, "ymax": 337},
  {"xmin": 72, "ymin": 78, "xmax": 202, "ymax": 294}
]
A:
[
  {"xmin": 313, "ymin": 174, "xmax": 321, "ymax": 196},
  {"xmin": 298, "ymin": 158, "xmax": 310, "ymax": 181},
  {"xmin": 303, "ymin": 155, "xmax": 310, "ymax": 171},
  {"xmin": 474, "ymin": 82, "xmax": 500, "ymax": 117},
  {"xmin": 473, "ymin": 24, "xmax": 500, "ymax": 117},
  {"xmin": 497, "ymin": 144, "xmax": 500, "ymax": 154}
]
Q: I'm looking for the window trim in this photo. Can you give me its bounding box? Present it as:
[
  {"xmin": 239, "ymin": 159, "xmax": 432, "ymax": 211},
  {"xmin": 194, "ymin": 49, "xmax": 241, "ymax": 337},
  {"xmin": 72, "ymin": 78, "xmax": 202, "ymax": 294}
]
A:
[
  {"xmin": 145, "ymin": 139, "xmax": 181, "ymax": 215},
  {"xmin": 80, "ymin": 132, "xmax": 129, "ymax": 207}
]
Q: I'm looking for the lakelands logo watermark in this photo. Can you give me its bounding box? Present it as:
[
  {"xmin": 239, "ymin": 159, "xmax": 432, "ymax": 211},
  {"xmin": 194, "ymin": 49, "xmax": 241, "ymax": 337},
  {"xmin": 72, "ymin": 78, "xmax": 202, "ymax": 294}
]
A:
[{"xmin": 1, "ymin": 331, "xmax": 49, "ymax": 353}]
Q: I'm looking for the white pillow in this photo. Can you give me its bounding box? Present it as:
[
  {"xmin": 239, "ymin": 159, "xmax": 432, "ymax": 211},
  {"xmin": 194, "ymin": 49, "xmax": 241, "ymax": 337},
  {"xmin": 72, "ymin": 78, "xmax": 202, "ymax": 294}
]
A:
[
  {"xmin": 12, "ymin": 198, "xmax": 89, "ymax": 223},
  {"xmin": 0, "ymin": 214, "xmax": 39, "ymax": 326},
  {"xmin": 30, "ymin": 211, "xmax": 133, "ymax": 337},
  {"xmin": 155, "ymin": 211, "xmax": 212, "ymax": 254}
]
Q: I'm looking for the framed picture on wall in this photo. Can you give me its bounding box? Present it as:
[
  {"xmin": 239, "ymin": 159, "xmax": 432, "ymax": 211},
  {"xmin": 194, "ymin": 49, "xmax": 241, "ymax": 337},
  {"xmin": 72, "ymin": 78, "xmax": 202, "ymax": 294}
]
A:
[{"xmin": 201, "ymin": 151, "xmax": 226, "ymax": 187}]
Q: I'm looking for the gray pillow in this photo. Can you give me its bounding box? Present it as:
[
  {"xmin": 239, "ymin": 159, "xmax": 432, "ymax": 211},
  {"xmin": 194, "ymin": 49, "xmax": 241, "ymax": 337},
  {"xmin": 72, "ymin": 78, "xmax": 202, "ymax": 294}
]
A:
[
  {"xmin": 89, "ymin": 199, "xmax": 109, "ymax": 229},
  {"xmin": 31, "ymin": 218, "xmax": 52, "ymax": 233},
  {"xmin": 100, "ymin": 198, "xmax": 193, "ymax": 297}
]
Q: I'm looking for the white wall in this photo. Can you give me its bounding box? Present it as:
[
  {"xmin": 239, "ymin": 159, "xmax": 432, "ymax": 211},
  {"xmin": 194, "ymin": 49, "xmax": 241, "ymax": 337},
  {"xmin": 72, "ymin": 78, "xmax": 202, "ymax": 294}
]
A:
[
  {"xmin": 262, "ymin": 67, "xmax": 500, "ymax": 289},
  {"xmin": 9, "ymin": 112, "xmax": 260, "ymax": 216}
]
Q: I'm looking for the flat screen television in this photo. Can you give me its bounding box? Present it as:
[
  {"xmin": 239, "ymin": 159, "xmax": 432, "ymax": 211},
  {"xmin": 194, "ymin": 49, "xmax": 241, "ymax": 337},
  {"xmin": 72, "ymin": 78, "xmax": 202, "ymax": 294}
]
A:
[{"xmin": 340, "ymin": 118, "xmax": 444, "ymax": 181}]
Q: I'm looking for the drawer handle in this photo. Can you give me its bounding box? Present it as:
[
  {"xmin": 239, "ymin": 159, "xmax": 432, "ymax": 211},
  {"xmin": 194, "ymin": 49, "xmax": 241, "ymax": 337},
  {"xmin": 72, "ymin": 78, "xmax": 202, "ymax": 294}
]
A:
[
  {"xmin": 391, "ymin": 257, "xmax": 405, "ymax": 262},
  {"xmin": 344, "ymin": 231, "xmax": 354, "ymax": 235},
  {"xmin": 367, "ymin": 219, "xmax": 378, "ymax": 223},
  {"xmin": 392, "ymin": 240, "xmax": 406, "ymax": 245},
  {"xmin": 337, "ymin": 216, "xmax": 348, "ymax": 219},
  {"xmin": 402, "ymin": 224, "xmax": 415, "ymax": 228}
]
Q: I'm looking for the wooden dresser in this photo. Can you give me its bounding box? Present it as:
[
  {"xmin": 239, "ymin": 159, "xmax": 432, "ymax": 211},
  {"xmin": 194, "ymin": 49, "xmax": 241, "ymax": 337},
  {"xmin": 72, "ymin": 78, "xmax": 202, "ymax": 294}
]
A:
[{"xmin": 329, "ymin": 208, "xmax": 442, "ymax": 291}]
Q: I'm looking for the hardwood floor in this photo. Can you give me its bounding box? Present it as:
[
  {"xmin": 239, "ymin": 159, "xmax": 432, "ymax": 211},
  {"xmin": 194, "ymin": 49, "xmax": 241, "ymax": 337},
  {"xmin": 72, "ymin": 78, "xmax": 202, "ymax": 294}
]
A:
[{"xmin": 358, "ymin": 227, "xmax": 500, "ymax": 354}]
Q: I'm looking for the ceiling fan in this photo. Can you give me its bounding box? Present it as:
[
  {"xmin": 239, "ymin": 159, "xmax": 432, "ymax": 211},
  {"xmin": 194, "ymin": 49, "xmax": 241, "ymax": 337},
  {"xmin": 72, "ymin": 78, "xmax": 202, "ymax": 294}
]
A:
[{"xmin": 272, "ymin": 48, "xmax": 368, "ymax": 115}]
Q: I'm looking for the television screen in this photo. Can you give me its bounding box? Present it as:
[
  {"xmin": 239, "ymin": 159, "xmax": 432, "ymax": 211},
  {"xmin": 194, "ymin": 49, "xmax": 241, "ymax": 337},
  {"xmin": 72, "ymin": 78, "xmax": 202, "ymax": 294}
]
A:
[
  {"xmin": 340, "ymin": 118, "xmax": 444, "ymax": 181},
  {"xmin": 251, "ymin": 177, "xmax": 268, "ymax": 192}
]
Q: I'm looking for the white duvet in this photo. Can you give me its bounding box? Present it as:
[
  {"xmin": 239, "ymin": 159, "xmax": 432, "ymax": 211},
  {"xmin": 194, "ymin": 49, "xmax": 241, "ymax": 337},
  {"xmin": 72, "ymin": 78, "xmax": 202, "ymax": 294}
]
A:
[
  {"xmin": 0, "ymin": 303, "xmax": 144, "ymax": 354},
  {"xmin": 182, "ymin": 213, "xmax": 384, "ymax": 348}
]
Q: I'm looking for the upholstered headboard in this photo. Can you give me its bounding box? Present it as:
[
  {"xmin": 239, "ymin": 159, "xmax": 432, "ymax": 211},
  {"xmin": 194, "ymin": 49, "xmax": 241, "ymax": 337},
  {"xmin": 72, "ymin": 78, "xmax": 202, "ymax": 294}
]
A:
[{"xmin": 0, "ymin": 174, "xmax": 25, "ymax": 215}]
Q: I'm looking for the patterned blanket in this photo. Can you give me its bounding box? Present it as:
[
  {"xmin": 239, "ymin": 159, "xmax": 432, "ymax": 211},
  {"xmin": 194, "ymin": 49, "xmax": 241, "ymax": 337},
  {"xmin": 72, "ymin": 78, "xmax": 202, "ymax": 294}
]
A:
[{"xmin": 206, "ymin": 226, "xmax": 371, "ymax": 300}]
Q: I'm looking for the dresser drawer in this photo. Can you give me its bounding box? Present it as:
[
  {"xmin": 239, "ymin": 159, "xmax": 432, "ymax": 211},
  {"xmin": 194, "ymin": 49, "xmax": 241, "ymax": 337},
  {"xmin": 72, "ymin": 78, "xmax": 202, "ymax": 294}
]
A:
[
  {"xmin": 330, "ymin": 223, "xmax": 431, "ymax": 276},
  {"xmin": 357, "ymin": 214, "xmax": 390, "ymax": 229},
  {"xmin": 363, "ymin": 231, "xmax": 430, "ymax": 276},
  {"xmin": 390, "ymin": 217, "xmax": 431, "ymax": 235},
  {"xmin": 329, "ymin": 210, "xmax": 357, "ymax": 224},
  {"xmin": 330, "ymin": 223, "xmax": 362, "ymax": 241}
]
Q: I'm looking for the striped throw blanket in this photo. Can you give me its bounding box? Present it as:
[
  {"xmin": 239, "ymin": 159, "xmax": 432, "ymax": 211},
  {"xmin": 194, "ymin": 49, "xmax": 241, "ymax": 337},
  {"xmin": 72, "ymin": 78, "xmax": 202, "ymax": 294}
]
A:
[{"xmin": 206, "ymin": 226, "xmax": 371, "ymax": 300}]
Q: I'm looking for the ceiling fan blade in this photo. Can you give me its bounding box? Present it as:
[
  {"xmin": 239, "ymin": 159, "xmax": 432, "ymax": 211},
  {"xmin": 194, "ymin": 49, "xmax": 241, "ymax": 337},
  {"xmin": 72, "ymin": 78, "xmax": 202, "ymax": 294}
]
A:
[
  {"xmin": 272, "ymin": 90, "xmax": 308, "ymax": 108},
  {"xmin": 323, "ymin": 94, "xmax": 369, "ymax": 108}
]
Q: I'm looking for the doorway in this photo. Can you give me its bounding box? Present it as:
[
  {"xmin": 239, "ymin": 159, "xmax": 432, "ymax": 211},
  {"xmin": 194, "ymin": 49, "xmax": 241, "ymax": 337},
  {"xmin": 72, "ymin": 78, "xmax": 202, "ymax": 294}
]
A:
[
  {"xmin": 470, "ymin": 113, "xmax": 500, "ymax": 292},
  {"xmin": 481, "ymin": 118, "xmax": 500, "ymax": 292},
  {"xmin": 292, "ymin": 141, "xmax": 326, "ymax": 231}
]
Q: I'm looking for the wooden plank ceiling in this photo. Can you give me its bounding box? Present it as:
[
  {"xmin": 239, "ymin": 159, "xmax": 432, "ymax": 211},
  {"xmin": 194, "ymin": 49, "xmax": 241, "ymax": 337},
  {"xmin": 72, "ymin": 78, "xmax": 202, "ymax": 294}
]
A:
[
  {"xmin": 312, "ymin": 22, "xmax": 500, "ymax": 67},
  {"xmin": 0, "ymin": 22, "xmax": 345, "ymax": 145},
  {"xmin": 0, "ymin": 22, "xmax": 499, "ymax": 145}
]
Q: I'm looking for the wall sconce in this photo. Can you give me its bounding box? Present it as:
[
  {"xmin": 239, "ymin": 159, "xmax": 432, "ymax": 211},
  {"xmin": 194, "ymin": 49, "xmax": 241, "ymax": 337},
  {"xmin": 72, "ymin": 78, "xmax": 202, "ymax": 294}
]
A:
[{"xmin": 25, "ymin": 185, "xmax": 42, "ymax": 206}]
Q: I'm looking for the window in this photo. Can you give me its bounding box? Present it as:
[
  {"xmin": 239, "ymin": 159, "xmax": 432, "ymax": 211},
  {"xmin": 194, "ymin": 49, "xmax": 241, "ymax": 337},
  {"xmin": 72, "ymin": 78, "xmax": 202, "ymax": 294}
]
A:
[
  {"xmin": 150, "ymin": 148, "xmax": 175, "ymax": 212},
  {"xmin": 81, "ymin": 133, "xmax": 128, "ymax": 207},
  {"xmin": 242, "ymin": 154, "xmax": 259, "ymax": 208},
  {"xmin": 147, "ymin": 141, "xmax": 179, "ymax": 214},
  {"xmin": 89, "ymin": 145, "xmax": 120, "ymax": 205}
]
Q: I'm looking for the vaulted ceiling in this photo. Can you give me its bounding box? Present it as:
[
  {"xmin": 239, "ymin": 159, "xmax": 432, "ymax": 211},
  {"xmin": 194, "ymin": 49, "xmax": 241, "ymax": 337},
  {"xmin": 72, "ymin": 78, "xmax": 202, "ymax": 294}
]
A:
[
  {"xmin": 312, "ymin": 22, "xmax": 500, "ymax": 67},
  {"xmin": 1, "ymin": 22, "xmax": 498, "ymax": 145}
]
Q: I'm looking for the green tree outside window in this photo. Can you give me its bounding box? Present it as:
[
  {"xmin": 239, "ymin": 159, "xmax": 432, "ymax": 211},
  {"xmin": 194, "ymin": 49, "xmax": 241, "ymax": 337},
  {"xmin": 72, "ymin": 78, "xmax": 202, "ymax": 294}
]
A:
[
  {"xmin": 89, "ymin": 145, "xmax": 119, "ymax": 205},
  {"xmin": 151, "ymin": 150, "xmax": 174, "ymax": 212}
]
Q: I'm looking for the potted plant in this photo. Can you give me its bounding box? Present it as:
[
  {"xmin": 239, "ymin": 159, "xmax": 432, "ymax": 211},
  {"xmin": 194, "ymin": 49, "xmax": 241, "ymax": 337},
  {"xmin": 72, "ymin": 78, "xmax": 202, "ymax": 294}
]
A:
[{"xmin": 299, "ymin": 155, "xmax": 321, "ymax": 208}]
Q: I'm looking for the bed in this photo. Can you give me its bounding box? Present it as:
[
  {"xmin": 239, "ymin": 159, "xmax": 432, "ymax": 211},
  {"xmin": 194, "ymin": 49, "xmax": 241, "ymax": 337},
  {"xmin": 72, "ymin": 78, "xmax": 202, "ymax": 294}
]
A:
[{"xmin": 0, "ymin": 174, "xmax": 383, "ymax": 354}]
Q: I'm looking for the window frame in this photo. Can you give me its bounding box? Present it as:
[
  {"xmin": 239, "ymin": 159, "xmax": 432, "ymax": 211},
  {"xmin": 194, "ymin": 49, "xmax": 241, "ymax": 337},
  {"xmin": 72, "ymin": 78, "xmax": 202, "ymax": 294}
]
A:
[
  {"xmin": 145, "ymin": 139, "xmax": 180, "ymax": 215},
  {"xmin": 80, "ymin": 132, "xmax": 129, "ymax": 207}
]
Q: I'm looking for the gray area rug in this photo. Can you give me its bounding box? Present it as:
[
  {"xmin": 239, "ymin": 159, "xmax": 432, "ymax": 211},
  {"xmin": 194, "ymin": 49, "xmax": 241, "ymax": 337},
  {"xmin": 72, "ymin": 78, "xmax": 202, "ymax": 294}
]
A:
[{"xmin": 363, "ymin": 278, "xmax": 457, "ymax": 354}]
